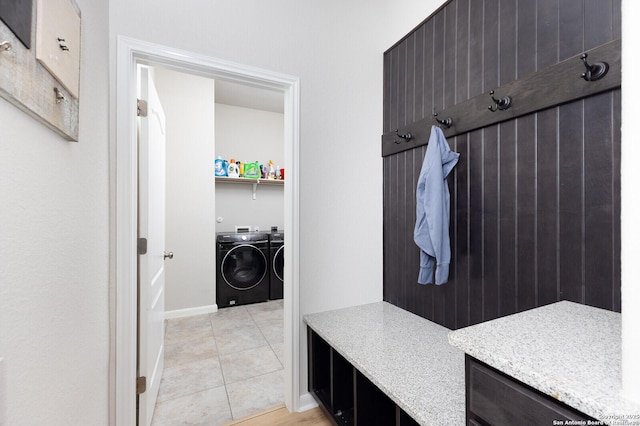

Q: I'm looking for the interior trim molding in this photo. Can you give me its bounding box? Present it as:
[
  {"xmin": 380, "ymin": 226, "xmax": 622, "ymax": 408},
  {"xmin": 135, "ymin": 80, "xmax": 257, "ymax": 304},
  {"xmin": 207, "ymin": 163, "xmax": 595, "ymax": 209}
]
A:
[
  {"xmin": 297, "ymin": 392, "xmax": 319, "ymax": 413},
  {"xmin": 164, "ymin": 304, "xmax": 218, "ymax": 320},
  {"xmin": 113, "ymin": 35, "xmax": 301, "ymax": 425}
]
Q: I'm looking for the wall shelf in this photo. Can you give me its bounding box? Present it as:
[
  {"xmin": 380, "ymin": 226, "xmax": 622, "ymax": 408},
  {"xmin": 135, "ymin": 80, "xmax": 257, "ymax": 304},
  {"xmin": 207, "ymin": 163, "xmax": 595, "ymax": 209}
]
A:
[
  {"xmin": 215, "ymin": 176, "xmax": 283, "ymax": 199},
  {"xmin": 215, "ymin": 177, "xmax": 284, "ymax": 185}
]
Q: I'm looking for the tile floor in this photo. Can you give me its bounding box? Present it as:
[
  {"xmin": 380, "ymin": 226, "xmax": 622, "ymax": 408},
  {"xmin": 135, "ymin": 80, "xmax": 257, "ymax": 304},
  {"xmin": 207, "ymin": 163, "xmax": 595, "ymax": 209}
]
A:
[{"xmin": 151, "ymin": 300, "xmax": 284, "ymax": 426}]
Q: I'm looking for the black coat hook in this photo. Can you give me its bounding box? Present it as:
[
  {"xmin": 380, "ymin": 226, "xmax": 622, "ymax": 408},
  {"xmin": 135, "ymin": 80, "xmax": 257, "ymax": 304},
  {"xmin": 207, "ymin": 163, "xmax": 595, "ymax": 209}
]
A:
[
  {"xmin": 580, "ymin": 53, "xmax": 609, "ymax": 82},
  {"xmin": 393, "ymin": 129, "xmax": 413, "ymax": 144},
  {"xmin": 433, "ymin": 112, "xmax": 452, "ymax": 128},
  {"xmin": 488, "ymin": 90, "xmax": 512, "ymax": 112}
]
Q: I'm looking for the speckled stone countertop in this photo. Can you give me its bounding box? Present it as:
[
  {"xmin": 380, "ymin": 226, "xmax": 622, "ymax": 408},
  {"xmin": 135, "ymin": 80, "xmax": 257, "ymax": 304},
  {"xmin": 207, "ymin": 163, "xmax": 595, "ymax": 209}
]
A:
[
  {"xmin": 303, "ymin": 302, "xmax": 465, "ymax": 426},
  {"xmin": 449, "ymin": 301, "xmax": 640, "ymax": 423}
]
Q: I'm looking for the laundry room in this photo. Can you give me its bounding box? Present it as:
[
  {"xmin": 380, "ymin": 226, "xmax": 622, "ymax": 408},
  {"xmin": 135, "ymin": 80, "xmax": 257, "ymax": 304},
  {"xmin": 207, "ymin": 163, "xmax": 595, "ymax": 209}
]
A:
[
  {"xmin": 214, "ymin": 79, "xmax": 286, "ymax": 309},
  {"xmin": 152, "ymin": 67, "xmax": 285, "ymax": 315},
  {"xmin": 151, "ymin": 66, "xmax": 287, "ymax": 422}
]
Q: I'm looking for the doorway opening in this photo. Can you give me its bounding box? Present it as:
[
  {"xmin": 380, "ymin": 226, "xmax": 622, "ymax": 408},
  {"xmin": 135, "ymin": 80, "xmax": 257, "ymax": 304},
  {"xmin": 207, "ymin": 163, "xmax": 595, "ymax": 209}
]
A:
[{"xmin": 114, "ymin": 36, "xmax": 300, "ymax": 425}]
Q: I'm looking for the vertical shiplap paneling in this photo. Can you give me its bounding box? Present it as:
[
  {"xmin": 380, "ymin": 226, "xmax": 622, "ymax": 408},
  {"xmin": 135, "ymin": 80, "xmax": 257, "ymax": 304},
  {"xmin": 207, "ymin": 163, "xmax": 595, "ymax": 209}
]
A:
[
  {"xmin": 423, "ymin": 19, "xmax": 435, "ymax": 134},
  {"xmin": 612, "ymin": 0, "xmax": 621, "ymax": 39},
  {"xmin": 498, "ymin": 119, "xmax": 518, "ymax": 317},
  {"xmin": 397, "ymin": 41, "xmax": 408, "ymax": 129},
  {"xmin": 453, "ymin": 0, "xmax": 470, "ymax": 328},
  {"xmin": 558, "ymin": 101, "xmax": 585, "ymax": 304},
  {"xmin": 419, "ymin": 19, "xmax": 435, "ymax": 320},
  {"xmin": 453, "ymin": 134, "xmax": 470, "ymax": 327},
  {"xmin": 466, "ymin": 0, "xmax": 484, "ymax": 327},
  {"xmin": 397, "ymin": 37, "xmax": 415, "ymax": 310},
  {"xmin": 612, "ymin": 88, "xmax": 621, "ymax": 312},
  {"xmin": 515, "ymin": 0, "xmax": 538, "ymax": 312},
  {"xmin": 409, "ymin": 27, "xmax": 425, "ymax": 316},
  {"xmin": 414, "ymin": 146, "xmax": 432, "ymax": 319},
  {"xmin": 583, "ymin": 0, "xmax": 617, "ymax": 311},
  {"xmin": 468, "ymin": 128, "xmax": 484, "ymax": 325},
  {"xmin": 382, "ymin": 49, "xmax": 391, "ymax": 304},
  {"xmin": 385, "ymin": 45, "xmax": 400, "ymax": 307},
  {"xmin": 535, "ymin": 0, "xmax": 561, "ymax": 306},
  {"xmin": 432, "ymin": 10, "xmax": 446, "ymax": 113},
  {"xmin": 584, "ymin": 92, "xmax": 615, "ymax": 310},
  {"xmin": 401, "ymin": 35, "xmax": 416, "ymax": 313},
  {"xmin": 404, "ymin": 149, "xmax": 419, "ymax": 314},
  {"xmin": 557, "ymin": 0, "xmax": 585, "ymax": 304},
  {"xmin": 384, "ymin": 154, "xmax": 397, "ymax": 306},
  {"xmin": 536, "ymin": 107, "xmax": 560, "ymax": 306},
  {"xmin": 382, "ymin": 0, "xmax": 621, "ymax": 329},
  {"xmin": 383, "ymin": 47, "xmax": 397, "ymax": 306},
  {"xmin": 455, "ymin": 0, "xmax": 470, "ymax": 104},
  {"xmin": 482, "ymin": 0, "xmax": 501, "ymax": 322},
  {"xmin": 431, "ymin": 10, "xmax": 447, "ymax": 325},
  {"xmin": 497, "ymin": 0, "xmax": 518, "ymax": 318},
  {"xmin": 414, "ymin": 25, "xmax": 426, "ymax": 132},
  {"xmin": 383, "ymin": 155, "xmax": 392, "ymax": 303},
  {"xmin": 383, "ymin": 47, "xmax": 392, "ymax": 133},
  {"xmin": 442, "ymin": 2, "xmax": 459, "ymax": 329},
  {"xmin": 443, "ymin": 3, "xmax": 457, "ymax": 110},
  {"xmin": 389, "ymin": 47, "xmax": 400, "ymax": 134},
  {"xmin": 584, "ymin": 0, "xmax": 613, "ymax": 50},
  {"xmin": 558, "ymin": 0, "xmax": 585, "ymax": 60}
]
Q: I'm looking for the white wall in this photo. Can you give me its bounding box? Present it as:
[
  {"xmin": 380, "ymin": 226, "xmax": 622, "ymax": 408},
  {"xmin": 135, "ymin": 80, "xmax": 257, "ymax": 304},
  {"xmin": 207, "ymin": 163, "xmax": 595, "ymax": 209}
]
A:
[
  {"xmin": 153, "ymin": 67, "xmax": 217, "ymax": 312},
  {"xmin": 215, "ymin": 103, "xmax": 285, "ymax": 233},
  {"xmin": 0, "ymin": 0, "xmax": 110, "ymax": 423},
  {"xmin": 215, "ymin": 103, "xmax": 284, "ymax": 168}
]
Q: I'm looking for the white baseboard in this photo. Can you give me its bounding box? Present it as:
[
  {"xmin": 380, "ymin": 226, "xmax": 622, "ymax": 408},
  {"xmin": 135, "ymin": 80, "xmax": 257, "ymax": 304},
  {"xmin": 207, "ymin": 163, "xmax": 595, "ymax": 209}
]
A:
[
  {"xmin": 297, "ymin": 392, "xmax": 318, "ymax": 412},
  {"xmin": 164, "ymin": 304, "xmax": 218, "ymax": 320}
]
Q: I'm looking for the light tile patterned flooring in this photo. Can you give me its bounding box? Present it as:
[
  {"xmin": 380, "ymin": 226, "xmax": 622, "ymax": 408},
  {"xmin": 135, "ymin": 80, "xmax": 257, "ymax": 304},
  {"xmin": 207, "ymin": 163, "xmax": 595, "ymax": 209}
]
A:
[{"xmin": 151, "ymin": 300, "xmax": 284, "ymax": 426}]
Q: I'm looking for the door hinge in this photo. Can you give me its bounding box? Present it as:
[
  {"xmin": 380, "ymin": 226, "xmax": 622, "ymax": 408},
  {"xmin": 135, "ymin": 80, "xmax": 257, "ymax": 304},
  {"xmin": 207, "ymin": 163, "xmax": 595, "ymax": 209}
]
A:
[
  {"xmin": 136, "ymin": 376, "xmax": 147, "ymax": 394},
  {"xmin": 138, "ymin": 237, "xmax": 148, "ymax": 255},
  {"xmin": 137, "ymin": 99, "xmax": 148, "ymax": 117}
]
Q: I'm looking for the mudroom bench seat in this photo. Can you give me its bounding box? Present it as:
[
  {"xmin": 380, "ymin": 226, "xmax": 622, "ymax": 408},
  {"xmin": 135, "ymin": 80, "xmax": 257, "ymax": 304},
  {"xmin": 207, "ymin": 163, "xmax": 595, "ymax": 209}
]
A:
[{"xmin": 303, "ymin": 302, "xmax": 466, "ymax": 426}]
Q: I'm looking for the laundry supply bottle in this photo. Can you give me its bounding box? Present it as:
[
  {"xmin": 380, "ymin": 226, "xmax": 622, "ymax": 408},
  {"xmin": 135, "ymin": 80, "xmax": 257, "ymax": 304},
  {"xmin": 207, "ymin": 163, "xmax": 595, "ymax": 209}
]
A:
[
  {"xmin": 244, "ymin": 161, "xmax": 259, "ymax": 179},
  {"xmin": 215, "ymin": 156, "xmax": 227, "ymax": 176},
  {"xmin": 227, "ymin": 158, "xmax": 239, "ymax": 178},
  {"xmin": 268, "ymin": 160, "xmax": 276, "ymax": 179}
]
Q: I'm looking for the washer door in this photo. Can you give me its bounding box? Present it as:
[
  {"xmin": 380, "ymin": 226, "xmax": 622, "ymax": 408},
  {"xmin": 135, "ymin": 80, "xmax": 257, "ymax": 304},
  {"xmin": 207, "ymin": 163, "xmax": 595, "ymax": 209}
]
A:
[
  {"xmin": 273, "ymin": 245, "xmax": 284, "ymax": 282},
  {"xmin": 221, "ymin": 244, "xmax": 267, "ymax": 290}
]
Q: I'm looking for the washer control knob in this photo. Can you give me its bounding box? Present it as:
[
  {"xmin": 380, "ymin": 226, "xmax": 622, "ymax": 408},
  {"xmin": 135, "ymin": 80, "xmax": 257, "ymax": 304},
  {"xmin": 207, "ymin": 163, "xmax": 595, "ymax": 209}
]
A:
[{"xmin": 241, "ymin": 235, "xmax": 247, "ymax": 241}]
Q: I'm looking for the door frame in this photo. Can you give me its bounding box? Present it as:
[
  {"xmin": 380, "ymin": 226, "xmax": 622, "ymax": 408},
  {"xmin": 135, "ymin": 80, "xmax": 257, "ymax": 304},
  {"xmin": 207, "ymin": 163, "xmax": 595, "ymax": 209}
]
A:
[{"xmin": 114, "ymin": 36, "xmax": 301, "ymax": 425}]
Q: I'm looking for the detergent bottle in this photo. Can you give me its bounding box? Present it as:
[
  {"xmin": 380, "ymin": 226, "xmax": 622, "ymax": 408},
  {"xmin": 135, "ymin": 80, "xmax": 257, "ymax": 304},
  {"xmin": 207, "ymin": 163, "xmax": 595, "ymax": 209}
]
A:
[
  {"xmin": 244, "ymin": 162, "xmax": 259, "ymax": 178},
  {"xmin": 214, "ymin": 156, "xmax": 227, "ymax": 177},
  {"xmin": 227, "ymin": 158, "xmax": 239, "ymax": 178}
]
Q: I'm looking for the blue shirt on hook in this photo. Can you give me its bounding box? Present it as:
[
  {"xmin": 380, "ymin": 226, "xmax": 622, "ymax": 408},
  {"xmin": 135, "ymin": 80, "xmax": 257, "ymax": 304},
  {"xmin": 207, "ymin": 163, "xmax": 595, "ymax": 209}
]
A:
[{"xmin": 414, "ymin": 125, "xmax": 460, "ymax": 285}]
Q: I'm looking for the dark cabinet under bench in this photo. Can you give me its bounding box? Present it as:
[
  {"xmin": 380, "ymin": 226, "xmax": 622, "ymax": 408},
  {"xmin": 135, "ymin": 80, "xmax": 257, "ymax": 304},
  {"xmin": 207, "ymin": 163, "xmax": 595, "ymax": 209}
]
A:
[
  {"xmin": 308, "ymin": 328, "xmax": 419, "ymax": 426},
  {"xmin": 466, "ymin": 355, "xmax": 600, "ymax": 426}
]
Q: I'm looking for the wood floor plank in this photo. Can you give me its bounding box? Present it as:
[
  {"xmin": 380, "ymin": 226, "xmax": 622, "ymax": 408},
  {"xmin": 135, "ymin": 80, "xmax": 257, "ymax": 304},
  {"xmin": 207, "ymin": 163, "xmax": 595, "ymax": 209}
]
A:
[{"xmin": 224, "ymin": 404, "xmax": 333, "ymax": 426}]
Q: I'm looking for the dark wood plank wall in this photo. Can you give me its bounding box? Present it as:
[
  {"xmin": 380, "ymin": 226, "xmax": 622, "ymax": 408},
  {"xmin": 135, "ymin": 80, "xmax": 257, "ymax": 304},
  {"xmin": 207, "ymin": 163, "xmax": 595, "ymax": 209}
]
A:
[{"xmin": 382, "ymin": 0, "xmax": 621, "ymax": 330}]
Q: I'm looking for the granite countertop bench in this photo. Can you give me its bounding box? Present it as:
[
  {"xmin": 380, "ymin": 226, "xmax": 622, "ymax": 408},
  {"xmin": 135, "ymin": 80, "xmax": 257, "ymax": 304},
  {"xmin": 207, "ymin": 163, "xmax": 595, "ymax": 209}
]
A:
[
  {"xmin": 449, "ymin": 300, "xmax": 640, "ymax": 423},
  {"xmin": 303, "ymin": 302, "xmax": 466, "ymax": 426}
]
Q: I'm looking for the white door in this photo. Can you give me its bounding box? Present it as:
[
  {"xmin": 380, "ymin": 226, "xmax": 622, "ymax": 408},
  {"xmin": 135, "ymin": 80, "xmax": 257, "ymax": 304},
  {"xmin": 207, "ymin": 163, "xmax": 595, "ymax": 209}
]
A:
[{"xmin": 137, "ymin": 65, "xmax": 168, "ymax": 426}]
